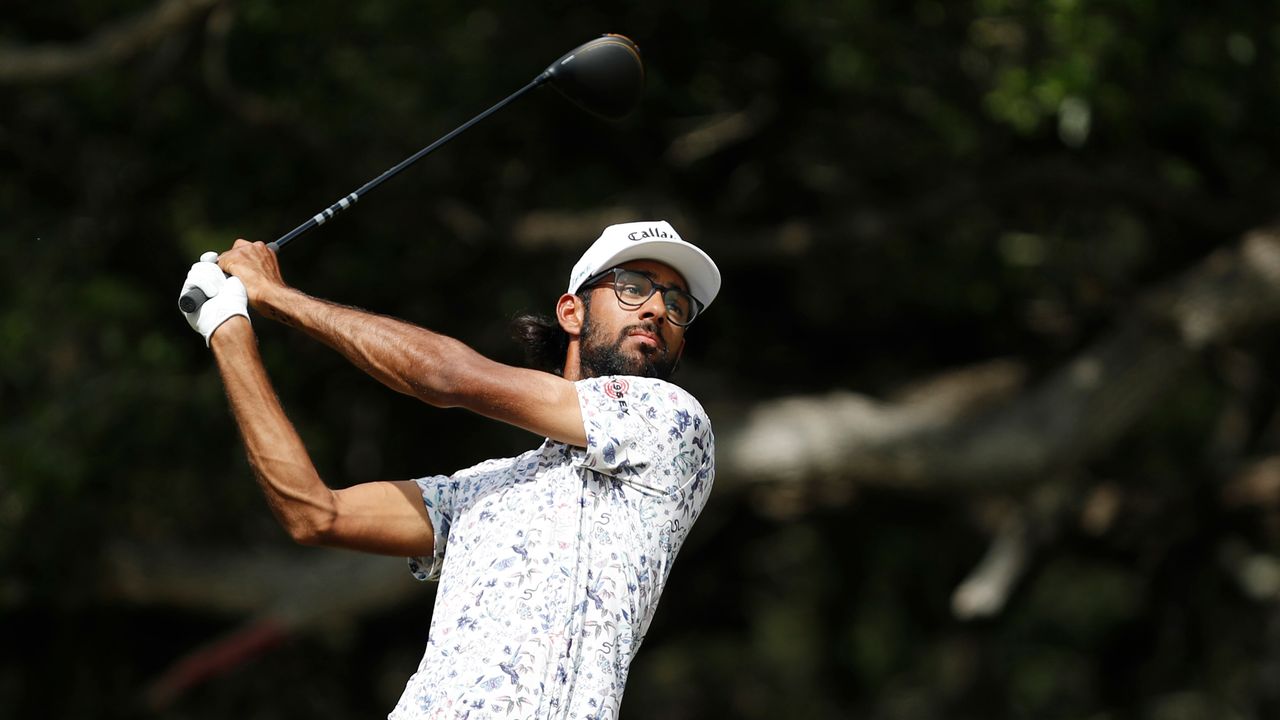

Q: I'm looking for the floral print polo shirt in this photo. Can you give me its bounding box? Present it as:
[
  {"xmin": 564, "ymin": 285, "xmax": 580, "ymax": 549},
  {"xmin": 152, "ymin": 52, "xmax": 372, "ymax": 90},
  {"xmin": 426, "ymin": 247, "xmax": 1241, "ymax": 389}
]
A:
[{"xmin": 389, "ymin": 375, "xmax": 715, "ymax": 719}]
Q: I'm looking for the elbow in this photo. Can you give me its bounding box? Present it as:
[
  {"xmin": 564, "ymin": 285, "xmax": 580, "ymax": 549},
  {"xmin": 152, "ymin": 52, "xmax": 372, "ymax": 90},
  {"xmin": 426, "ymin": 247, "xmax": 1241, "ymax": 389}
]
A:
[
  {"xmin": 418, "ymin": 339, "xmax": 498, "ymax": 409},
  {"xmin": 411, "ymin": 357, "xmax": 478, "ymax": 409},
  {"xmin": 282, "ymin": 497, "xmax": 339, "ymax": 547},
  {"xmin": 410, "ymin": 379, "xmax": 459, "ymax": 408},
  {"xmin": 288, "ymin": 522, "xmax": 331, "ymax": 547}
]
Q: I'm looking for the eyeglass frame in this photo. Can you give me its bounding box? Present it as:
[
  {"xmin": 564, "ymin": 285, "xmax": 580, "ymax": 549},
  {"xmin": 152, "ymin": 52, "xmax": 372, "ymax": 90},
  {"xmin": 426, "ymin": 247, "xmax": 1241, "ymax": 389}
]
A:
[{"xmin": 579, "ymin": 267, "xmax": 705, "ymax": 327}]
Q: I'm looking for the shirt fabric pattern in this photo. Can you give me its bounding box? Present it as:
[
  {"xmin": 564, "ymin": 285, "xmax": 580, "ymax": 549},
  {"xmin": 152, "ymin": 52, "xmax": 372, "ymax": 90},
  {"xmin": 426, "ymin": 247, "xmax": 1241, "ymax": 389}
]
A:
[{"xmin": 388, "ymin": 375, "xmax": 715, "ymax": 719}]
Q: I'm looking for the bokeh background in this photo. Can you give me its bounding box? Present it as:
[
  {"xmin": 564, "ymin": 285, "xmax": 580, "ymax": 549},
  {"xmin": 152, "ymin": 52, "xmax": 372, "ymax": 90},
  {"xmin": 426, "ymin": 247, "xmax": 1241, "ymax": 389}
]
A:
[{"xmin": 7, "ymin": 1, "xmax": 1280, "ymax": 718}]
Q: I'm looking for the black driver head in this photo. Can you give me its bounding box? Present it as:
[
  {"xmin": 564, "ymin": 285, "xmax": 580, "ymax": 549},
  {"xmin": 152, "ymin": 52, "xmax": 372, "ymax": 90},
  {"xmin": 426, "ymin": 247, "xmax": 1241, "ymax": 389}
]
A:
[{"xmin": 542, "ymin": 34, "xmax": 644, "ymax": 120}]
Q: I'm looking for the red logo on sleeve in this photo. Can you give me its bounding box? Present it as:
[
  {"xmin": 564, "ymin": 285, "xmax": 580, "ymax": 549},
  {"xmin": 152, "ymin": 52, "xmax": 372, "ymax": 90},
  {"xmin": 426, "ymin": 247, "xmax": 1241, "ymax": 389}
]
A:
[{"xmin": 604, "ymin": 378, "xmax": 629, "ymax": 400}]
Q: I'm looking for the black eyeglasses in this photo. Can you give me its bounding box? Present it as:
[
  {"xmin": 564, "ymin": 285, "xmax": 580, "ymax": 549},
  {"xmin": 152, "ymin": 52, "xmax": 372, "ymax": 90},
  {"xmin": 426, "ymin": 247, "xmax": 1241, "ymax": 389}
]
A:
[{"xmin": 582, "ymin": 268, "xmax": 704, "ymax": 327}]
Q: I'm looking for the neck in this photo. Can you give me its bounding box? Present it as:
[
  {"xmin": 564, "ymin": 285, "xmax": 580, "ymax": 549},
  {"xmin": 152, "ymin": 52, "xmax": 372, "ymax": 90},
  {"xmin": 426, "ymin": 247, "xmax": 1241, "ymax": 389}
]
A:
[{"xmin": 561, "ymin": 340, "xmax": 583, "ymax": 381}]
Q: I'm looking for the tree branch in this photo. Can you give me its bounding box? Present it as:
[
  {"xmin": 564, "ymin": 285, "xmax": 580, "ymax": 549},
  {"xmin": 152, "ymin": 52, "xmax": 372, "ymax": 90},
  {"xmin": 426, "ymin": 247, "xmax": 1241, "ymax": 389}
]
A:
[
  {"xmin": 718, "ymin": 227, "xmax": 1280, "ymax": 495},
  {"xmin": 0, "ymin": 0, "xmax": 219, "ymax": 84}
]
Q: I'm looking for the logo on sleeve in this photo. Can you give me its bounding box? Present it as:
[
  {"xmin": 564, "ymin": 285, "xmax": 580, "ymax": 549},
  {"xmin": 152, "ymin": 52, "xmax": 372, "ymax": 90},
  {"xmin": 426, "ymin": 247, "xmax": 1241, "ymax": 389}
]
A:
[{"xmin": 604, "ymin": 378, "xmax": 629, "ymax": 400}]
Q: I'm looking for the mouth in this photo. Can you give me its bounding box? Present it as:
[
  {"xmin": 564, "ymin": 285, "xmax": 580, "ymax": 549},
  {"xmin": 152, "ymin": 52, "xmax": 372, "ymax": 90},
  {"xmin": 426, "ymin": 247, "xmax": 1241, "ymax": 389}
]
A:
[{"xmin": 626, "ymin": 328, "xmax": 664, "ymax": 352}]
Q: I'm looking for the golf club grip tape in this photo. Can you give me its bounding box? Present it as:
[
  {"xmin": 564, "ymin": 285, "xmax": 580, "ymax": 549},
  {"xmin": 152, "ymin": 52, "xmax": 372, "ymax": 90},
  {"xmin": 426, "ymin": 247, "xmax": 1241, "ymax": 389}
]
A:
[
  {"xmin": 179, "ymin": 286, "xmax": 208, "ymax": 313},
  {"xmin": 311, "ymin": 192, "xmax": 360, "ymax": 227}
]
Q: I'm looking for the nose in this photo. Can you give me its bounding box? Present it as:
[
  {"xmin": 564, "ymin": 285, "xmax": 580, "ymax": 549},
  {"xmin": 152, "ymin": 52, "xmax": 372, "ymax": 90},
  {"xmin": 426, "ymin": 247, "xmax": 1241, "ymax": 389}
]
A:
[{"xmin": 637, "ymin": 290, "xmax": 668, "ymax": 323}]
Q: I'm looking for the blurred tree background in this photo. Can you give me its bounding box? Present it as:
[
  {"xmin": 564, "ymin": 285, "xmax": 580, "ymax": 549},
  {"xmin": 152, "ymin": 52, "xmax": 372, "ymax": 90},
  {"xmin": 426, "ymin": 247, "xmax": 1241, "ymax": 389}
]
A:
[{"xmin": 5, "ymin": 1, "xmax": 1280, "ymax": 718}]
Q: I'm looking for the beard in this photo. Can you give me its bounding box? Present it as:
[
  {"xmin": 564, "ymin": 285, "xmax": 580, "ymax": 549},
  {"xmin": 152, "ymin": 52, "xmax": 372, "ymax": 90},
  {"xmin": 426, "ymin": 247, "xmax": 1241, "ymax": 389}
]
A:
[{"xmin": 579, "ymin": 311, "xmax": 680, "ymax": 380}]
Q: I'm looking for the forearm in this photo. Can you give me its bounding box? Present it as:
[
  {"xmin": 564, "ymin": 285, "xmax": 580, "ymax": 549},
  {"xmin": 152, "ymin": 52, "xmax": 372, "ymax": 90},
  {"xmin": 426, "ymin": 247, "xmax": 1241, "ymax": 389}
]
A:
[
  {"xmin": 255, "ymin": 285, "xmax": 481, "ymax": 406},
  {"xmin": 210, "ymin": 318, "xmax": 337, "ymax": 544}
]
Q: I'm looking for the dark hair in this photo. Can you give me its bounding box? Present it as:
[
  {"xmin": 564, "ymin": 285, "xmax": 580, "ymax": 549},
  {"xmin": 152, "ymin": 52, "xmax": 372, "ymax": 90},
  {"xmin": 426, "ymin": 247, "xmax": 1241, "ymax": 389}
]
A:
[
  {"xmin": 510, "ymin": 293, "xmax": 592, "ymax": 375},
  {"xmin": 510, "ymin": 314, "xmax": 568, "ymax": 375}
]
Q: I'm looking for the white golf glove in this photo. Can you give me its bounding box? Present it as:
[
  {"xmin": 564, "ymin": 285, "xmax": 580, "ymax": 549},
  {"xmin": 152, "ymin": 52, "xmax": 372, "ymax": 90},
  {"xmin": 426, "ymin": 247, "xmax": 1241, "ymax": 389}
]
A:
[{"xmin": 179, "ymin": 251, "xmax": 250, "ymax": 346}]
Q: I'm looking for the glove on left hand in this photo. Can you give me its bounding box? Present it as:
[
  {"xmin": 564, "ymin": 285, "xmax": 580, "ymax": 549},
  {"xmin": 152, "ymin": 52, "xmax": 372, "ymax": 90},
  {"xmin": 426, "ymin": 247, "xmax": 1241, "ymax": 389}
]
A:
[{"xmin": 179, "ymin": 251, "xmax": 250, "ymax": 346}]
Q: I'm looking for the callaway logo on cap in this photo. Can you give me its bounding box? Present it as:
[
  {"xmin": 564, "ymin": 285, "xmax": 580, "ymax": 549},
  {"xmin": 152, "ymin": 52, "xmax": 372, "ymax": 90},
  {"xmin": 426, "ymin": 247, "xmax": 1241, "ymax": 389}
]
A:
[{"xmin": 567, "ymin": 221, "xmax": 722, "ymax": 309}]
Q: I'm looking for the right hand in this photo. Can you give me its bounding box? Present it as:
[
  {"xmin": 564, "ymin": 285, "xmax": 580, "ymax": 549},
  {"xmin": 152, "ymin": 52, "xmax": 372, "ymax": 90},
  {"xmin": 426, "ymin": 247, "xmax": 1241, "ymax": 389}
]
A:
[
  {"xmin": 214, "ymin": 239, "xmax": 288, "ymax": 309},
  {"xmin": 179, "ymin": 251, "xmax": 250, "ymax": 347}
]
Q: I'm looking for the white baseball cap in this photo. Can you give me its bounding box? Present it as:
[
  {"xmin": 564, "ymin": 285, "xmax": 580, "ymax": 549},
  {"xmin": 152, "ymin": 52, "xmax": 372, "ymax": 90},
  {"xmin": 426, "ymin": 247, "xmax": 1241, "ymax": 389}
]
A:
[{"xmin": 566, "ymin": 220, "xmax": 721, "ymax": 309}]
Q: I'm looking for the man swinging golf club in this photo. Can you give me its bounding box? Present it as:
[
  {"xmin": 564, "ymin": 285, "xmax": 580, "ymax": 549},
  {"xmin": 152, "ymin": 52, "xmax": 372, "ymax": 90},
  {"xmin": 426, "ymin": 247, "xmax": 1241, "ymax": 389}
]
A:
[{"xmin": 178, "ymin": 220, "xmax": 719, "ymax": 718}]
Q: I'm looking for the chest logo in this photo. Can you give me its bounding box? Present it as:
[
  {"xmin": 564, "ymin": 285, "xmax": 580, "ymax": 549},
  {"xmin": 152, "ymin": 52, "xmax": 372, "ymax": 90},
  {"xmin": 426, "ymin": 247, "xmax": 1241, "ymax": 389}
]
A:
[{"xmin": 604, "ymin": 378, "xmax": 629, "ymax": 400}]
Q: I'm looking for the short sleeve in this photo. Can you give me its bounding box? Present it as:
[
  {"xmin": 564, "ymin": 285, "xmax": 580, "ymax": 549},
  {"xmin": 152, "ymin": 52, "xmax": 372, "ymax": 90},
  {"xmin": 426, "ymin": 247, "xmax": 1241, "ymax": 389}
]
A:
[
  {"xmin": 575, "ymin": 376, "xmax": 715, "ymax": 503},
  {"xmin": 406, "ymin": 474, "xmax": 455, "ymax": 581},
  {"xmin": 406, "ymin": 455, "xmax": 519, "ymax": 581}
]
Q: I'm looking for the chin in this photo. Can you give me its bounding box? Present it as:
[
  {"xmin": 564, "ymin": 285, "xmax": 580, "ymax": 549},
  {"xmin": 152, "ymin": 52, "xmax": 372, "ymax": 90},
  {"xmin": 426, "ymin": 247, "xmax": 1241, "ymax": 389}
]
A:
[{"xmin": 580, "ymin": 332, "xmax": 678, "ymax": 380}]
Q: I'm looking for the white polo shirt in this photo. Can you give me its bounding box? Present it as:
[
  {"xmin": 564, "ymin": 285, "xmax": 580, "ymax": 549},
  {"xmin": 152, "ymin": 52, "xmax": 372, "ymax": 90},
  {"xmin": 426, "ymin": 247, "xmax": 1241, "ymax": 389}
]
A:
[{"xmin": 389, "ymin": 375, "xmax": 715, "ymax": 719}]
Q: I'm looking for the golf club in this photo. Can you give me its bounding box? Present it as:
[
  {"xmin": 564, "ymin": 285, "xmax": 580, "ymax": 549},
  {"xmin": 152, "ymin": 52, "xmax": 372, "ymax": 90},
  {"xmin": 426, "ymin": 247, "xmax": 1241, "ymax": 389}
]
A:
[{"xmin": 179, "ymin": 33, "xmax": 643, "ymax": 314}]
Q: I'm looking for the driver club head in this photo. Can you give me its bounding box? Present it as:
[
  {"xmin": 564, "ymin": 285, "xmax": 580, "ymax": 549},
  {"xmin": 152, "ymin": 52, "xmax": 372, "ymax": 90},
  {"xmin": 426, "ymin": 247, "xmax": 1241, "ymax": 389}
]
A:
[{"xmin": 542, "ymin": 34, "xmax": 644, "ymax": 120}]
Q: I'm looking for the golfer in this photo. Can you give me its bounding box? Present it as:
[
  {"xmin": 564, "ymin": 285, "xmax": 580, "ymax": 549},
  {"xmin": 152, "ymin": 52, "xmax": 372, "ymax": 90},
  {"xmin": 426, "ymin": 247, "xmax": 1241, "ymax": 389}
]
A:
[{"xmin": 178, "ymin": 220, "xmax": 719, "ymax": 719}]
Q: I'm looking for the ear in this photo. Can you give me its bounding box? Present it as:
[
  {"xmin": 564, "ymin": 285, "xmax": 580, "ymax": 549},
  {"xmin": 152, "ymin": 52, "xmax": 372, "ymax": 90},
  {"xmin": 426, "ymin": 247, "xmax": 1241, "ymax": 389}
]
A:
[{"xmin": 556, "ymin": 293, "xmax": 585, "ymax": 337}]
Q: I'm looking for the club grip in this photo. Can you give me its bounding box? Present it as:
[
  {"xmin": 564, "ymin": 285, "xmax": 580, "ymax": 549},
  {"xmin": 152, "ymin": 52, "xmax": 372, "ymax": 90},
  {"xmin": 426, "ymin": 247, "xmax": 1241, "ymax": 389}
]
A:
[
  {"xmin": 180, "ymin": 244, "xmax": 281, "ymax": 314},
  {"xmin": 178, "ymin": 286, "xmax": 209, "ymax": 314}
]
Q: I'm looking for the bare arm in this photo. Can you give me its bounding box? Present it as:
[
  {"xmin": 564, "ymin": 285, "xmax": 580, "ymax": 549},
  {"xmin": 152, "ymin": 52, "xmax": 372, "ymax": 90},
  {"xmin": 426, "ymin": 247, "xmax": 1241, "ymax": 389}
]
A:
[
  {"xmin": 210, "ymin": 317, "xmax": 435, "ymax": 556},
  {"xmin": 217, "ymin": 239, "xmax": 587, "ymax": 446}
]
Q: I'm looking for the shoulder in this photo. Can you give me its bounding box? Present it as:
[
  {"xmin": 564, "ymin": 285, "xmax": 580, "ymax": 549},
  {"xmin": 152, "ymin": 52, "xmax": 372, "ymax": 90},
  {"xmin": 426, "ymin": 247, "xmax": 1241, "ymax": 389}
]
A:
[
  {"xmin": 575, "ymin": 376, "xmax": 712, "ymax": 442},
  {"xmin": 576, "ymin": 376, "xmax": 706, "ymax": 412},
  {"xmin": 573, "ymin": 377, "xmax": 715, "ymax": 485}
]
